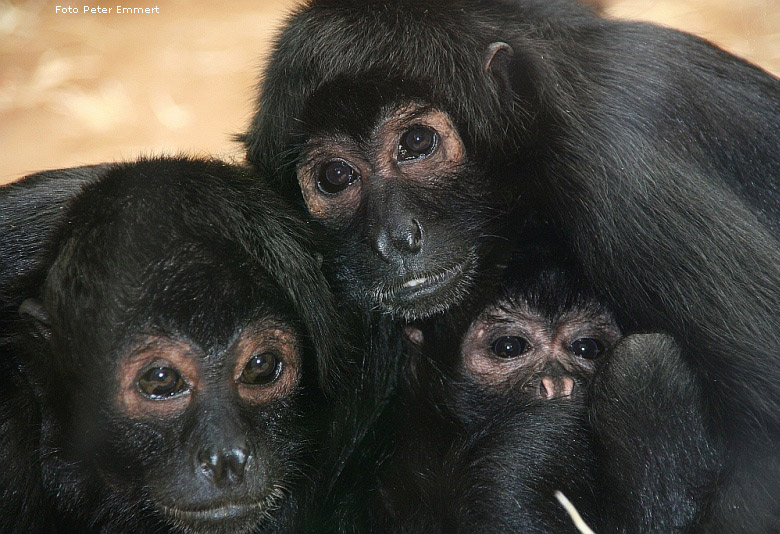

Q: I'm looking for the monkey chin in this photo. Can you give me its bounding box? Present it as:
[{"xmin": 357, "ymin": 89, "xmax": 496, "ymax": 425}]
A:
[{"xmin": 373, "ymin": 255, "xmax": 478, "ymax": 321}]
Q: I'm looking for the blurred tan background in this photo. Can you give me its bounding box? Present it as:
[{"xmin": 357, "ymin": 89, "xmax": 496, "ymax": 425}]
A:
[{"xmin": 1, "ymin": 0, "xmax": 778, "ymax": 185}]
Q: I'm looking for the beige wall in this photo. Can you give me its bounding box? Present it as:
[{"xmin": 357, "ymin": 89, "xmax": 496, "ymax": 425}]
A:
[{"xmin": 1, "ymin": 0, "xmax": 778, "ymax": 185}]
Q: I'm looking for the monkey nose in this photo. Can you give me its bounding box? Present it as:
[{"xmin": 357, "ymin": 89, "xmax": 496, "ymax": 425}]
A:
[
  {"xmin": 539, "ymin": 376, "xmax": 575, "ymax": 399},
  {"xmin": 371, "ymin": 219, "xmax": 423, "ymax": 262},
  {"xmin": 196, "ymin": 442, "xmax": 250, "ymax": 487}
]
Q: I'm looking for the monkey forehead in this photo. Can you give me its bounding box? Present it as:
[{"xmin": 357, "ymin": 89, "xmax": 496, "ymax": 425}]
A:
[
  {"xmin": 50, "ymin": 238, "xmax": 301, "ymax": 353},
  {"xmin": 299, "ymin": 74, "xmax": 447, "ymax": 138},
  {"xmin": 141, "ymin": 252, "xmax": 297, "ymax": 329},
  {"xmin": 257, "ymin": 2, "xmax": 515, "ymax": 161},
  {"xmin": 42, "ymin": 158, "xmax": 332, "ymax": 355},
  {"xmin": 479, "ymin": 300, "xmax": 547, "ymax": 326},
  {"xmin": 474, "ymin": 297, "xmax": 621, "ymax": 339}
]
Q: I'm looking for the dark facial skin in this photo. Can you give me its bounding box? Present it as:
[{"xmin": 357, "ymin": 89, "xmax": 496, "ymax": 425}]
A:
[
  {"xmin": 109, "ymin": 319, "xmax": 302, "ymax": 530},
  {"xmin": 22, "ymin": 293, "xmax": 311, "ymax": 534},
  {"xmin": 296, "ymin": 99, "xmax": 502, "ymax": 320},
  {"xmin": 1, "ymin": 158, "xmax": 338, "ymax": 533}
]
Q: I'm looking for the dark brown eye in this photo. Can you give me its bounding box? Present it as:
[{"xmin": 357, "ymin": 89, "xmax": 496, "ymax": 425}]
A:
[
  {"xmin": 491, "ymin": 336, "xmax": 529, "ymax": 359},
  {"xmin": 317, "ymin": 159, "xmax": 359, "ymax": 194},
  {"xmin": 240, "ymin": 352, "xmax": 281, "ymax": 385},
  {"xmin": 399, "ymin": 127, "xmax": 437, "ymax": 161},
  {"xmin": 571, "ymin": 338, "xmax": 604, "ymax": 360},
  {"xmin": 138, "ymin": 367, "xmax": 187, "ymax": 399}
]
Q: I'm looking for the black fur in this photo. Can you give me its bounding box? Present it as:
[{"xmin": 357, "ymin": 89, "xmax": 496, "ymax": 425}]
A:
[
  {"xmin": 374, "ymin": 390, "xmax": 599, "ymax": 533},
  {"xmin": 0, "ymin": 165, "xmax": 105, "ymax": 331},
  {"xmin": 243, "ymin": 1, "xmax": 780, "ymax": 528},
  {"xmin": 591, "ymin": 334, "xmax": 723, "ymax": 532}
]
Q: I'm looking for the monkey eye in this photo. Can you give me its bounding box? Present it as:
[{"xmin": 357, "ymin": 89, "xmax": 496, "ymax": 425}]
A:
[
  {"xmin": 317, "ymin": 159, "xmax": 359, "ymax": 194},
  {"xmin": 491, "ymin": 336, "xmax": 529, "ymax": 359},
  {"xmin": 398, "ymin": 126, "xmax": 437, "ymax": 161},
  {"xmin": 570, "ymin": 338, "xmax": 604, "ymax": 360},
  {"xmin": 138, "ymin": 366, "xmax": 188, "ymax": 399},
  {"xmin": 240, "ymin": 352, "xmax": 282, "ymax": 385}
]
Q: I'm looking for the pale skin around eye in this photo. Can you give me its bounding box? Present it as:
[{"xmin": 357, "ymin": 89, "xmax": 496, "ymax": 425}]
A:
[
  {"xmin": 460, "ymin": 300, "xmax": 621, "ymax": 394},
  {"xmin": 296, "ymin": 103, "xmax": 466, "ymax": 222},
  {"xmin": 116, "ymin": 321, "xmax": 302, "ymax": 419}
]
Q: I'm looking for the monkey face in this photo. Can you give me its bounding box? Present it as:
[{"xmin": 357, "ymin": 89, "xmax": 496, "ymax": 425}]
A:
[
  {"xmin": 105, "ymin": 318, "xmax": 305, "ymax": 534},
  {"xmin": 14, "ymin": 158, "xmax": 331, "ymax": 533},
  {"xmin": 33, "ymin": 264, "xmax": 314, "ymax": 534},
  {"xmin": 297, "ymin": 98, "xmax": 503, "ymax": 320},
  {"xmin": 460, "ymin": 296, "xmax": 621, "ymax": 400}
]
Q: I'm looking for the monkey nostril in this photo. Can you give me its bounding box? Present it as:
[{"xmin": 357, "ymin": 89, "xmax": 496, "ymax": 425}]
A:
[
  {"xmin": 197, "ymin": 447, "xmax": 224, "ymax": 485},
  {"xmin": 226, "ymin": 444, "xmax": 249, "ymax": 483},
  {"xmin": 371, "ymin": 231, "xmax": 393, "ymax": 263},
  {"xmin": 408, "ymin": 219, "xmax": 423, "ymax": 253},
  {"xmin": 539, "ymin": 377, "xmax": 556, "ymax": 399},
  {"xmin": 392, "ymin": 218, "xmax": 423, "ymax": 254}
]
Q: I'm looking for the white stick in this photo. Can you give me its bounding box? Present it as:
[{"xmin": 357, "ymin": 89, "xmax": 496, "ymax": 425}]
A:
[{"xmin": 555, "ymin": 490, "xmax": 596, "ymax": 534}]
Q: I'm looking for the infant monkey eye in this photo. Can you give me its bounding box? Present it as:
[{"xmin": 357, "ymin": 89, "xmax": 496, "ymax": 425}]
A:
[
  {"xmin": 570, "ymin": 338, "xmax": 605, "ymax": 360},
  {"xmin": 138, "ymin": 367, "xmax": 188, "ymax": 399},
  {"xmin": 491, "ymin": 336, "xmax": 529, "ymax": 359},
  {"xmin": 398, "ymin": 126, "xmax": 437, "ymax": 161},
  {"xmin": 240, "ymin": 352, "xmax": 282, "ymax": 385},
  {"xmin": 317, "ymin": 159, "xmax": 359, "ymax": 194}
]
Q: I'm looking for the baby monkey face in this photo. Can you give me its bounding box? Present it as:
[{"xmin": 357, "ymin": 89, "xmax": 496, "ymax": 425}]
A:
[{"xmin": 460, "ymin": 298, "xmax": 621, "ymax": 400}]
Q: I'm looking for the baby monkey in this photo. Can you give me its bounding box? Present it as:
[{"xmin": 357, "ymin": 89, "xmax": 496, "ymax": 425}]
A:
[{"xmin": 376, "ymin": 249, "xmax": 622, "ymax": 531}]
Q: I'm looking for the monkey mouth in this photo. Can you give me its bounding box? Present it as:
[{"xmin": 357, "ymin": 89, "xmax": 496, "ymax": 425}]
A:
[
  {"xmin": 158, "ymin": 487, "xmax": 285, "ymax": 528},
  {"xmin": 399, "ymin": 266, "xmax": 463, "ymax": 293},
  {"xmin": 162, "ymin": 502, "xmax": 258, "ymax": 521},
  {"xmin": 374, "ymin": 254, "xmax": 476, "ymax": 315}
]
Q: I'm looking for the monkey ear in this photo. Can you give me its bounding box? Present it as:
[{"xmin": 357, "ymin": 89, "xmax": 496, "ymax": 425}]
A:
[
  {"xmin": 483, "ymin": 42, "xmax": 515, "ymax": 93},
  {"xmin": 19, "ymin": 298, "xmax": 53, "ymax": 342}
]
